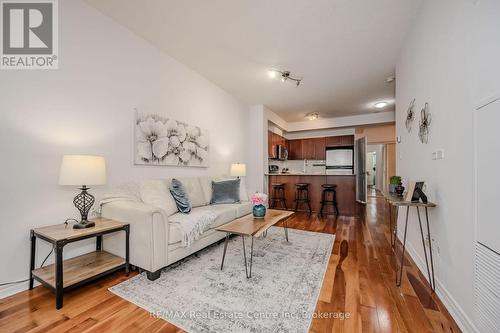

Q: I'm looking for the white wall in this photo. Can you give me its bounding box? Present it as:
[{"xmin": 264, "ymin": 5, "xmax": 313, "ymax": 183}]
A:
[
  {"xmin": 0, "ymin": 0, "xmax": 249, "ymax": 297},
  {"xmin": 395, "ymin": 0, "xmax": 500, "ymax": 331},
  {"xmin": 247, "ymin": 105, "xmax": 267, "ymax": 194}
]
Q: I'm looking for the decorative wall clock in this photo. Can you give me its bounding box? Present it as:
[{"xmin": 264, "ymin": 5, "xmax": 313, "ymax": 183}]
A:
[
  {"xmin": 419, "ymin": 103, "xmax": 432, "ymax": 144},
  {"xmin": 406, "ymin": 98, "xmax": 415, "ymax": 132}
]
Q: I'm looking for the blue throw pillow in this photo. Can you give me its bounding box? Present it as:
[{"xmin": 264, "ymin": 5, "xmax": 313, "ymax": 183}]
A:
[
  {"xmin": 211, "ymin": 179, "xmax": 241, "ymax": 204},
  {"xmin": 169, "ymin": 178, "xmax": 192, "ymax": 213}
]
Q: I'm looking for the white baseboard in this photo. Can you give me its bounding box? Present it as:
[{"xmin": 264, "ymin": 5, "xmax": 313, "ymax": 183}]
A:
[{"xmin": 401, "ymin": 238, "xmax": 478, "ymax": 333}]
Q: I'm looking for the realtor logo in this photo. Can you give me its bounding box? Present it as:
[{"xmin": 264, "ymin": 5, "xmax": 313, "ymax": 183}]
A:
[{"xmin": 1, "ymin": 0, "xmax": 58, "ymax": 69}]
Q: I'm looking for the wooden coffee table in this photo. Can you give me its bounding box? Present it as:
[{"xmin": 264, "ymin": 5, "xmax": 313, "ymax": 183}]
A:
[{"xmin": 216, "ymin": 209, "xmax": 294, "ymax": 278}]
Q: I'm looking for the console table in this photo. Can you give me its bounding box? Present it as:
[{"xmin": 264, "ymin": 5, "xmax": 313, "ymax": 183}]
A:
[
  {"xmin": 383, "ymin": 192, "xmax": 437, "ymax": 292},
  {"xmin": 29, "ymin": 218, "xmax": 130, "ymax": 309}
]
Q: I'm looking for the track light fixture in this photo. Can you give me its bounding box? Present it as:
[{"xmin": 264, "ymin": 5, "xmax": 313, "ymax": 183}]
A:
[{"xmin": 268, "ymin": 69, "xmax": 302, "ymax": 86}]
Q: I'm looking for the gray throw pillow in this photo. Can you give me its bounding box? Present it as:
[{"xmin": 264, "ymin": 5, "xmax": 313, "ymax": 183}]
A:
[
  {"xmin": 211, "ymin": 179, "xmax": 241, "ymax": 204},
  {"xmin": 169, "ymin": 178, "xmax": 192, "ymax": 213}
]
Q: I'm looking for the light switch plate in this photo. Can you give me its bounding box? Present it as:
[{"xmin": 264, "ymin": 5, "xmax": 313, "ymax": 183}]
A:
[{"xmin": 432, "ymin": 149, "xmax": 445, "ymax": 160}]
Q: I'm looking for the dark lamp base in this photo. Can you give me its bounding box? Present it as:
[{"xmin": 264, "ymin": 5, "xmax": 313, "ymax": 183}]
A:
[{"xmin": 73, "ymin": 221, "xmax": 96, "ymax": 229}]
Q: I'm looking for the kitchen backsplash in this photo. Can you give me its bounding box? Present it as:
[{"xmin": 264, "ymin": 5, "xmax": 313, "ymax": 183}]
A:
[{"xmin": 269, "ymin": 159, "xmax": 326, "ymax": 174}]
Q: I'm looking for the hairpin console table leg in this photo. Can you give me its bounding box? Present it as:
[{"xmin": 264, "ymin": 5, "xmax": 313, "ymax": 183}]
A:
[
  {"xmin": 425, "ymin": 207, "xmax": 436, "ymax": 291},
  {"xmin": 388, "ymin": 202, "xmax": 393, "ymax": 247},
  {"xmin": 396, "ymin": 206, "xmax": 410, "ymax": 287},
  {"xmin": 416, "ymin": 207, "xmax": 435, "ymax": 292},
  {"xmin": 393, "ymin": 206, "xmax": 399, "ymax": 248}
]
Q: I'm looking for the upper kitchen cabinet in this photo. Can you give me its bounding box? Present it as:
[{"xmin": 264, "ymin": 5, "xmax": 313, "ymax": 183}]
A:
[
  {"xmin": 288, "ymin": 139, "xmax": 302, "ymax": 160},
  {"xmin": 326, "ymin": 135, "xmax": 354, "ymax": 147},
  {"xmin": 301, "ymin": 138, "xmax": 315, "ymax": 159},
  {"xmin": 312, "ymin": 137, "xmax": 326, "ymax": 160},
  {"xmin": 268, "ymin": 130, "xmax": 274, "ymax": 158},
  {"xmin": 268, "ymin": 131, "xmax": 287, "ymax": 158},
  {"xmin": 288, "ymin": 137, "xmax": 325, "ymax": 160}
]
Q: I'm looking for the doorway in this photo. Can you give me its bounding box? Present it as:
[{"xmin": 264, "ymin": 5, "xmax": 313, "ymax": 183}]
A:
[
  {"xmin": 366, "ymin": 151, "xmax": 377, "ymax": 187},
  {"xmin": 366, "ymin": 144, "xmax": 390, "ymax": 191}
]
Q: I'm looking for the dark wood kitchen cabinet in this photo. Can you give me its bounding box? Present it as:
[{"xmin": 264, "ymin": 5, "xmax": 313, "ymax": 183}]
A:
[
  {"xmin": 326, "ymin": 135, "xmax": 354, "ymax": 147},
  {"xmin": 268, "ymin": 131, "xmax": 287, "ymax": 158},
  {"xmin": 312, "ymin": 137, "xmax": 326, "ymax": 160},
  {"xmin": 274, "ymin": 134, "xmax": 353, "ymax": 160},
  {"xmin": 301, "ymin": 138, "xmax": 315, "ymax": 159},
  {"xmin": 288, "ymin": 139, "xmax": 302, "ymax": 160}
]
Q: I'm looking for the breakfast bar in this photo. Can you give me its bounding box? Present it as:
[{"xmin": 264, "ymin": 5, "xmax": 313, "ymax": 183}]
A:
[{"xmin": 267, "ymin": 173, "xmax": 356, "ymax": 216}]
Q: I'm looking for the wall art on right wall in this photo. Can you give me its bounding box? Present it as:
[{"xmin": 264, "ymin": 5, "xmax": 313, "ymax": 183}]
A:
[{"xmin": 419, "ymin": 102, "xmax": 431, "ymax": 144}]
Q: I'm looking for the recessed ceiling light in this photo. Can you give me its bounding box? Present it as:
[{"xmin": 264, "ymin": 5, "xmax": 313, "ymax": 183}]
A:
[
  {"xmin": 306, "ymin": 112, "xmax": 319, "ymax": 120},
  {"xmin": 268, "ymin": 69, "xmax": 277, "ymax": 78},
  {"xmin": 374, "ymin": 102, "xmax": 388, "ymax": 109}
]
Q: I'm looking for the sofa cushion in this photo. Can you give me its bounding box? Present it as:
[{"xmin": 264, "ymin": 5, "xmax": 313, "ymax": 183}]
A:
[
  {"xmin": 224, "ymin": 201, "xmax": 253, "ymax": 217},
  {"xmin": 207, "ymin": 205, "xmax": 237, "ymax": 228},
  {"xmin": 169, "ymin": 178, "xmax": 192, "ymax": 213},
  {"xmin": 139, "ymin": 179, "xmax": 178, "ymax": 216},
  {"xmin": 199, "ymin": 176, "xmax": 216, "ymax": 204},
  {"xmin": 167, "ymin": 205, "xmax": 236, "ymax": 244},
  {"xmin": 177, "ymin": 177, "xmax": 206, "ymax": 207},
  {"xmin": 199, "ymin": 176, "xmax": 249, "ymax": 204},
  {"xmin": 211, "ymin": 179, "xmax": 241, "ymax": 204}
]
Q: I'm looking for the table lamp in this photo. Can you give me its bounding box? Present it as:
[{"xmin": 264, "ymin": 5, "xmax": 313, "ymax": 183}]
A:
[
  {"xmin": 58, "ymin": 155, "xmax": 107, "ymax": 229},
  {"xmin": 230, "ymin": 163, "xmax": 246, "ymax": 179}
]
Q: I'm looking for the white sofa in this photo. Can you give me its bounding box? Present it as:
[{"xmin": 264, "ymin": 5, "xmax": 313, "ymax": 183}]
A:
[{"xmin": 100, "ymin": 176, "xmax": 251, "ymax": 280}]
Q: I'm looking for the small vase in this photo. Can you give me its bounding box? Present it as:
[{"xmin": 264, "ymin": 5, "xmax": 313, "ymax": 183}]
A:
[
  {"xmin": 395, "ymin": 183, "xmax": 405, "ymax": 197},
  {"xmin": 253, "ymin": 204, "xmax": 266, "ymax": 218},
  {"xmin": 389, "ymin": 184, "xmax": 397, "ymax": 193}
]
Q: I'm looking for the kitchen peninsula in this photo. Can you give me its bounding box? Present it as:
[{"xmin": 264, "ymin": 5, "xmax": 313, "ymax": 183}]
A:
[{"xmin": 267, "ymin": 132, "xmax": 357, "ymax": 216}]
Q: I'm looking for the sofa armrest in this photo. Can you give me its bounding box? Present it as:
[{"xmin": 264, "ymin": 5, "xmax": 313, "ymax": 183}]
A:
[{"xmin": 101, "ymin": 200, "xmax": 167, "ymax": 272}]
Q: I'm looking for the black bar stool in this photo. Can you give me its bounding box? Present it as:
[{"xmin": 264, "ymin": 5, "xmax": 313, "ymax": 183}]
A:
[
  {"xmin": 270, "ymin": 183, "xmax": 287, "ymax": 210},
  {"xmin": 320, "ymin": 184, "xmax": 339, "ymax": 216},
  {"xmin": 294, "ymin": 183, "xmax": 312, "ymax": 215}
]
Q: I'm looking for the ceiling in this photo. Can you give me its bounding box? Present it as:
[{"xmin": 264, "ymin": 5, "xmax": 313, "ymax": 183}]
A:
[{"xmin": 86, "ymin": 0, "xmax": 422, "ymax": 122}]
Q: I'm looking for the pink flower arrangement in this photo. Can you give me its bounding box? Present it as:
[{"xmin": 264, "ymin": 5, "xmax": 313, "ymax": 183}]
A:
[{"xmin": 250, "ymin": 193, "xmax": 268, "ymax": 206}]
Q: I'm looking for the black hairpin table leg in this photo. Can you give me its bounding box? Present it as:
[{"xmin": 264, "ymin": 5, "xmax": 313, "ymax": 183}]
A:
[{"xmin": 396, "ymin": 206, "xmax": 410, "ymax": 287}]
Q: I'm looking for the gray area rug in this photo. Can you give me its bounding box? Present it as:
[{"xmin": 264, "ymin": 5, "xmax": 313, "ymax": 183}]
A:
[{"xmin": 109, "ymin": 227, "xmax": 334, "ymax": 333}]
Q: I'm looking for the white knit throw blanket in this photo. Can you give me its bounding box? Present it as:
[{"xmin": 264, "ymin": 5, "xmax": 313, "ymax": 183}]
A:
[{"xmin": 169, "ymin": 210, "xmax": 218, "ymax": 247}]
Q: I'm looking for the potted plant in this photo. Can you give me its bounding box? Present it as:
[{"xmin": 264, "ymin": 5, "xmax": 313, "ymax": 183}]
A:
[
  {"xmin": 389, "ymin": 176, "xmax": 401, "ymax": 193},
  {"xmin": 250, "ymin": 193, "xmax": 268, "ymax": 218}
]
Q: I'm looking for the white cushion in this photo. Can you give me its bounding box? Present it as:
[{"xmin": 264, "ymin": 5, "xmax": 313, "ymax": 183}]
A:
[
  {"xmin": 222, "ymin": 201, "xmax": 252, "ymax": 217},
  {"xmin": 207, "ymin": 205, "xmax": 237, "ymax": 228},
  {"xmin": 239, "ymin": 177, "xmax": 249, "ymax": 202},
  {"xmin": 167, "ymin": 206, "xmax": 236, "ymax": 244},
  {"xmin": 199, "ymin": 176, "xmax": 216, "ymax": 204},
  {"xmin": 177, "ymin": 177, "xmax": 206, "ymax": 207},
  {"xmin": 139, "ymin": 179, "xmax": 178, "ymax": 216}
]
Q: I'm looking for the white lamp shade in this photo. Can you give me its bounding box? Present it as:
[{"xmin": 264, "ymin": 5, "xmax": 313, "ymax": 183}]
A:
[
  {"xmin": 58, "ymin": 155, "xmax": 107, "ymax": 186},
  {"xmin": 230, "ymin": 163, "xmax": 246, "ymax": 177}
]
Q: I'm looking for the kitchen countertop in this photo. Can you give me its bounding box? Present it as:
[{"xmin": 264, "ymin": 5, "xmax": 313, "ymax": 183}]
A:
[{"xmin": 266, "ymin": 173, "xmax": 356, "ymax": 176}]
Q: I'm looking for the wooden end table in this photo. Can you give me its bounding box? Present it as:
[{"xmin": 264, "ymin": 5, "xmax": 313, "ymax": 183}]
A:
[
  {"xmin": 29, "ymin": 217, "xmax": 130, "ymax": 309},
  {"xmin": 216, "ymin": 209, "xmax": 294, "ymax": 278}
]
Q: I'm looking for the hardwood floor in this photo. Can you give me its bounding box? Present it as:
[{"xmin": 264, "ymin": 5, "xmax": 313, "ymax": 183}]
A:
[{"xmin": 0, "ymin": 192, "xmax": 460, "ymax": 332}]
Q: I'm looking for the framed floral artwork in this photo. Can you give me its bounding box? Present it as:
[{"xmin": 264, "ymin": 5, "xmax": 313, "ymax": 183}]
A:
[{"xmin": 134, "ymin": 111, "xmax": 209, "ymax": 167}]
